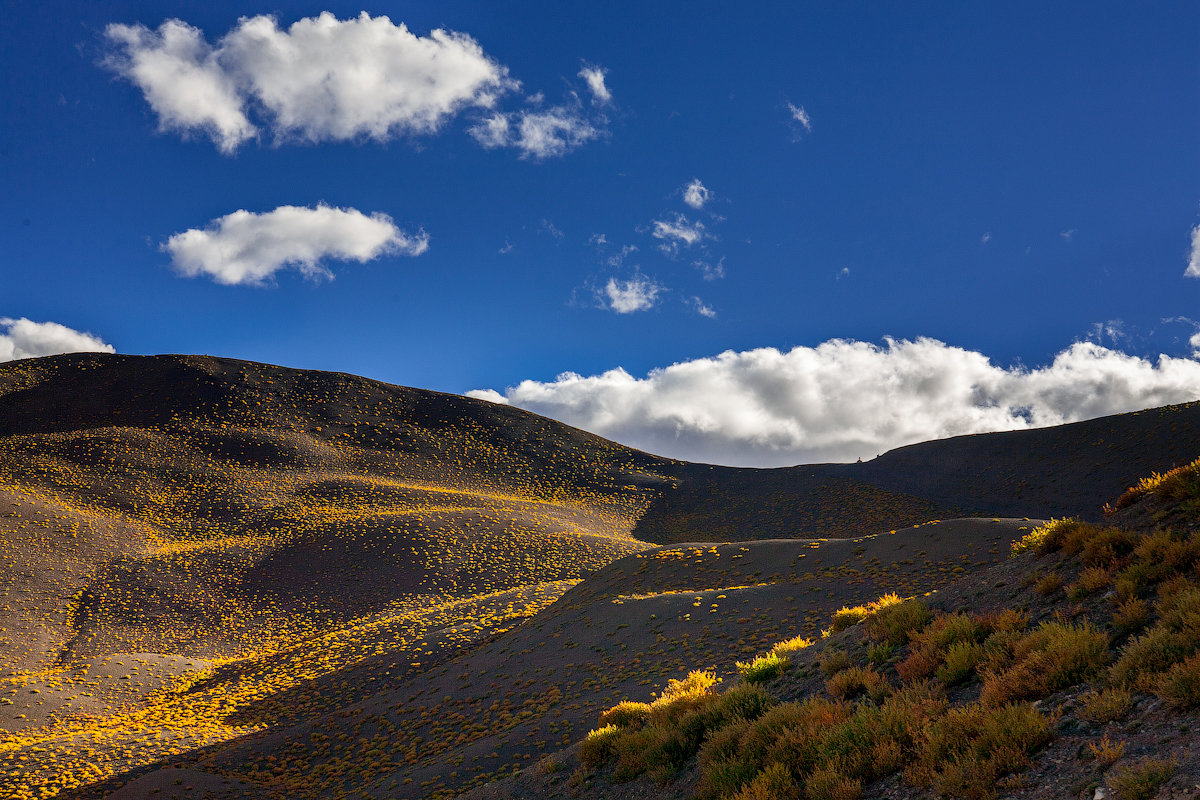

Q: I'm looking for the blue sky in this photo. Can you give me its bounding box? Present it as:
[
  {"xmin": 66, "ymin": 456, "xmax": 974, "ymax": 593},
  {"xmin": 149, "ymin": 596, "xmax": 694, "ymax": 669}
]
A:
[{"xmin": 3, "ymin": 2, "xmax": 1199, "ymax": 465}]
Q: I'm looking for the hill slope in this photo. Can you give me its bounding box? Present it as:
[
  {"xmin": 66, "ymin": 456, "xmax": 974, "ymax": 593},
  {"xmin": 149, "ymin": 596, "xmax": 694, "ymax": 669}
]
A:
[{"xmin": 0, "ymin": 352, "xmax": 1197, "ymax": 800}]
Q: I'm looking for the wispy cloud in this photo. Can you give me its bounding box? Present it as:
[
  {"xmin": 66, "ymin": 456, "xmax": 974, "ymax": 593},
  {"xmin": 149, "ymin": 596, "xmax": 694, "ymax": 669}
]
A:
[
  {"xmin": 651, "ymin": 213, "xmax": 709, "ymax": 255},
  {"xmin": 578, "ymin": 64, "xmax": 611, "ymax": 104},
  {"xmin": 688, "ymin": 297, "xmax": 717, "ymax": 318},
  {"xmin": 104, "ymin": 13, "xmax": 514, "ymax": 153},
  {"xmin": 601, "ymin": 275, "xmax": 663, "ymax": 313},
  {"xmin": 164, "ymin": 204, "xmax": 427, "ymax": 286},
  {"xmin": 787, "ymin": 102, "xmax": 813, "ymax": 135},
  {"xmin": 469, "ymin": 337, "xmax": 1200, "ymax": 466},
  {"xmin": 470, "ymin": 97, "xmax": 603, "ymax": 159},
  {"xmin": 1186, "ymin": 224, "xmax": 1200, "ymax": 278},
  {"xmin": 693, "ymin": 257, "xmax": 725, "ymax": 281},
  {"xmin": 0, "ymin": 318, "xmax": 115, "ymax": 362}
]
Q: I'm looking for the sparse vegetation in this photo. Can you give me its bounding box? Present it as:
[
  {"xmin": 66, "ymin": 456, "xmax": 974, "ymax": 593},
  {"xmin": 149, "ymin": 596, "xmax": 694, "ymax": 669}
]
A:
[{"xmin": 1108, "ymin": 756, "xmax": 1177, "ymax": 800}]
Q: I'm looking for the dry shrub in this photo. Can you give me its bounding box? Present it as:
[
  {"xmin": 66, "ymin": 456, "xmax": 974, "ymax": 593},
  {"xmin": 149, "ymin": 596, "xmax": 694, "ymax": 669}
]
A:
[
  {"xmin": 580, "ymin": 724, "xmax": 621, "ymax": 767},
  {"xmin": 1010, "ymin": 517, "xmax": 1089, "ymax": 556},
  {"xmin": 819, "ymin": 649, "xmax": 851, "ymax": 677},
  {"xmin": 937, "ymin": 641, "xmax": 985, "ymax": 686},
  {"xmin": 1113, "ymin": 597, "xmax": 1150, "ymax": 635},
  {"xmin": 825, "ymin": 666, "xmax": 889, "ymax": 702},
  {"xmin": 908, "ymin": 702, "xmax": 1051, "ymax": 800},
  {"xmin": 1111, "ymin": 586, "xmax": 1200, "ymax": 688},
  {"xmin": 980, "ymin": 622, "xmax": 1109, "ymax": 706},
  {"xmin": 730, "ymin": 762, "xmax": 801, "ymax": 800},
  {"xmin": 1078, "ymin": 687, "xmax": 1133, "ymax": 723},
  {"xmin": 1108, "ymin": 756, "xmax": 1177, "ymax": 800},
  {"xmin": 1155, "ymin": 652, "xmax": 1200, "ymax": 708},
  {"xmin": 737, "ymin": 652, "xmax": 789, "ymax": 683},
  {"xmin": 804, "ymin": 762, "xmax": 861, "ymax": 800},
  {"xmin": 1087, "ymin": 734, "xmax": 1125, "ymax": 766},
  {"xmin": 1035, "ymin": 573, "xmax": 1063, "ymax": 597},
  {"xmin": 1068, "ymin": 566, "xmax": 1112, "ymax": 599}
]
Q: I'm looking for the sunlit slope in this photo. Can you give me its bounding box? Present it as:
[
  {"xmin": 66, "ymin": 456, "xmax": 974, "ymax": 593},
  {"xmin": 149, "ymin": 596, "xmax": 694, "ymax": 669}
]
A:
[{"xmin": 0, "ymin": 353, "xmax": 675, "ymax": 800}]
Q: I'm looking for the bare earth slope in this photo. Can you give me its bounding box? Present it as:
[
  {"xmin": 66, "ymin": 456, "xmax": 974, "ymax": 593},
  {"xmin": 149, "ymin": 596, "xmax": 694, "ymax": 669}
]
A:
[{"xmin": 0, "ymin": 352, "xmax": 1197, "ymax": 800}]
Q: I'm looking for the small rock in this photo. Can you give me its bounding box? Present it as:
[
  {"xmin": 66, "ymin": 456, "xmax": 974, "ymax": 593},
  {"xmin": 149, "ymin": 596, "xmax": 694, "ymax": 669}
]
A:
[{"xmin": 1094, "ymin": 788, "xmax": 1107, "ymax": 800}]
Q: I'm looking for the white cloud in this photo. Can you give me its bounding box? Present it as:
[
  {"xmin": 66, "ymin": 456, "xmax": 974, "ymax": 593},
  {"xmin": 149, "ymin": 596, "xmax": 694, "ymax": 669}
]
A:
[
  {"xmin": 693, "ymin": 257, "xmax": 725, "ymax": 280},
  {"xmin": 1186, "ymin": 224, "xmax": 1200, "ymax": 278},
  {"xmin": 652, "ymin": 213, "xmax": 708, "ymax": 255},
  {"xmin": 787, "ymin": 102, "xmax": 812, "ymax": 133},
  {"xmin": 837, "ymin": 267, "xmax": 850, "ymax": 279},
  {"xmin": 0, "ymin": 318, "xmax": 115, "ymax": 362},
  {"xmin": 469, "ymin": 102, "xmax": 600, "ymax": 159},
  {"xmin": 682, "ymin": 179, "xmax": 710, "ymax": 210},
  {"xmin": 104, "ymin": 13, "xmax": 514, "ymax": 152},
  {"xmin": 468, "ymin": 337, "xmax": 1200, "ymax": 467},
  {"xmin": 689, "ymin": 297, "xmax": 717, "ymax": 318},
  {"xmin": 602, "ymin": 276, "xmax": 663, "ymax": 313},
  {"xmin": 163, "ymin": 204, "xmax": 427, "ymax": 286},
  {"xmin": 578, "ymin": 64, "xmax": 611, "ymax": 104},
  {"xmin": 981, "ymin": 232, "xmax": 992, "ymax": 244}
]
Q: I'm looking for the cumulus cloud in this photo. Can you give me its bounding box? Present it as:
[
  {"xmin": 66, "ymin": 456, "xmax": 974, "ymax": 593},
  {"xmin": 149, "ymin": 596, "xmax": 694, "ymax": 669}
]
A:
[
  {"xmin": 652, "ymin": 213, "xmax": 709, "ymax": 255},
  {"xmin": 468, "ymin": 337, "xmax": 1200, "ymax": 467},
  {"xmin": 0, "ymin": 318, "xmax": 115, "ymax": 362},
  {"xmin": 578, "ymin": 64, "xmax": 611, "ymax": 103},
  {"xmin": 163, "ymin": 204, "xmax": 427, "ymax": 286},
  {"xmin": 104, "ymin": 12, "xmax": 514, "ymax": 152},
  {"xmin": 787, "ymin": 102, "xmax": 812, "ymax": 133},
  {"xmin": 601, "ymin": 276, "xmax": 663, "ymax": 314},
  {"xmin": 683, "ymin": 179, "xmax": 710, "ymax": 210},
  {"xmin": 1186, "ymin": 224, "xmax": 1200, "ymax": 278}
]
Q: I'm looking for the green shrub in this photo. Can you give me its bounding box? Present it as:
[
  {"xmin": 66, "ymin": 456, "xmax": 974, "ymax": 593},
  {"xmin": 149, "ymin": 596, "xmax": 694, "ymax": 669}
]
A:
[
  {"xmin": 580, "ymin": 724, "xmax": 621, "ymax": 767},
  {"xmin": 771, "ymin": 634, "xmax": 814, "ymax": 658},
  {"xmin": 830, "ymin": 593, "xmax": 902, "ymax": 634},
  {"xmin": 599, "ymin": 700, "xmax": 650, "ymax": 729},
  {"xmin": 1010, "ymin": 517, "xmax": 1086, "ymax": 556},
  {"xmin": 867, "ymin": 641, "xmax": 895, "ymax": 665},
  {"xmin": 803, "ymin": 762, "xmax": 861, "ymax": 800},
  {"xmin": 737, "ymin": 652, "xmax": 789, "ymax": 683},
  {"xmin": 1035, "ymin": 572, "xmax": 1063, "ymax": 597},
  {"xmin": 1078, "ymin": 528, "xmax": 1139, "ymax": 568},
  {"xmin": 1110, "ymin": 456, "xmax": 1200, "ymax": 511},
  {"xmin": 937, "ymin": 641, "xmax": 985, "ymax": 686},
  {"xmin": 866, "ymin": 599, "xmax": 932, "ymax": 646},
  {"xmin": 1108, "ymin": 756, "xmax": 1177, "ymax": 800}
]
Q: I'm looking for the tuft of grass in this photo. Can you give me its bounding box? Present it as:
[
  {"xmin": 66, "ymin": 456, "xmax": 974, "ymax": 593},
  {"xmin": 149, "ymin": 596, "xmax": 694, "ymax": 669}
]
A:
[
  {"xmin": 865, "ymin": 598, "xmax": 932, "ymax": 646},
  {"xmin": 1108, "ymin": 756, "xmax": 1177, "ymax": 800},
  {"xmin": 980, "ymin": 622, "xmax": 1109, "ymax": 706},
  {"xmin": 1078, "ymin": 687, "xmax": 1133, "ymax": 723},
  {"xmin": 1087, "ymin": 734, "xmax": 1125, "ymax": 767}
]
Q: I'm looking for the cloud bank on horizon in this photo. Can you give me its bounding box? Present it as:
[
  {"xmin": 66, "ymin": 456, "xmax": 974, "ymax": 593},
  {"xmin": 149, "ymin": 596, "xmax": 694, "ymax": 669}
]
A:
[
  {"xmin": 469, "ymin": 337, "xmax": 1200, "ymax": 467},
  {"xmin": 163, "ymin": 204, "xmax": 427, "ymax": 286},
  {"xmin": 0, "ymin": 318, "xmax": 115, "ymax": 362},
  {"xmin": 103, "ymin": 12, "xmax": 607, "ymax": 158}
]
